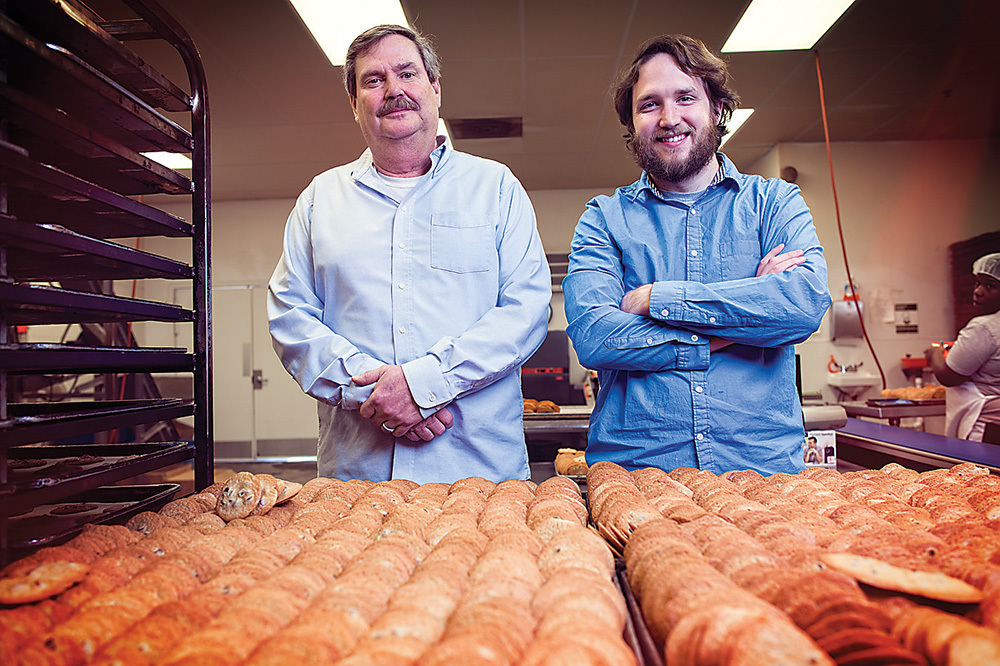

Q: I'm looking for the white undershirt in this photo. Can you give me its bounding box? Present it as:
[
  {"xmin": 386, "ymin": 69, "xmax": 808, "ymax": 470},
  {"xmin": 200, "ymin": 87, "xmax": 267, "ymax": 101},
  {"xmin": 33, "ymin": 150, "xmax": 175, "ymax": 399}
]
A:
[{"xmin": 376, "ymin": 169, "xmax": 425, "ymax": 200}]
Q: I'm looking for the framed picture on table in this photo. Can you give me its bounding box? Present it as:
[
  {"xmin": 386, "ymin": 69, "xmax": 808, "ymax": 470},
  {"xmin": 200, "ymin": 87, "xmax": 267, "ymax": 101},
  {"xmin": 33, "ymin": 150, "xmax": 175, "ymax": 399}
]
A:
[{"xmin": 804, "ymin": 429, "xmax": 837, "ymax": 468}]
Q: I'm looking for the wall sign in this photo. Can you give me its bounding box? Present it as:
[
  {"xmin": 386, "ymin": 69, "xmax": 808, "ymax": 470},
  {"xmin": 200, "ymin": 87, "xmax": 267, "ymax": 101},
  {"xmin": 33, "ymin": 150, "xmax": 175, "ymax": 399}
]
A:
[{"xmin": 894, "ymin": 303, "xmax": 918, "ymax": 334}]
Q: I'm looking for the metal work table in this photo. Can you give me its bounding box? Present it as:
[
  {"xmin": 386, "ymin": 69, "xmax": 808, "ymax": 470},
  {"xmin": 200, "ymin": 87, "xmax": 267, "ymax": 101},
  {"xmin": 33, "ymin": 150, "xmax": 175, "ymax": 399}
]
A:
[
  {"xmin": 523, "ymin": 405, "xmax": 591, "ymax": 462},
  {"xmin": 522, "ymin": 405, "xmax": 591, "ymax": 435},
  {"xmin": 843, "ymin": 400, "xmax": 945, "ymax": 427},
  {"xmin": 524, "ymin": 403, "xmax": 851, "ymax": 441},
  {"xmin": 836, "ymin": 417, "xmax": 1000, "ymax": 473}
]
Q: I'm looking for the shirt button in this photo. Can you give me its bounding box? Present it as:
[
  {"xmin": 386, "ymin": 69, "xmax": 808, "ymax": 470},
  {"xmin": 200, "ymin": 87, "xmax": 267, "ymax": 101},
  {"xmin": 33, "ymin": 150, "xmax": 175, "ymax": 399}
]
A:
[
  {"xmin": 398, "ymin": 242, "xmax": 405, "ymax": 249},
  {"xmin": 691, "ymin": 334, "xmax": 699, "ymax": 342},
  {"xmin": 695, "ymin": 386, "xmax": 704, "ymax": 394},
  {"xmin": 696, "ymin": 433, "xmax": 705, "ymax": 441},
  {"xmin": 709, "ymin": 316, "xmax": 716, "ymax": 323},
  {"xmin": 690, "ymin": 250, "xmax": 698, "ymax": 257},
  {"xmin": 660, "ymin": 308, "xmax": 669, "ymax": 317},
  {"xmin": 397, "ymin": 283, "xmax": 405, "ymax": 289},
  {"xmin": 428, "ymin": 392, "xmax": 436, "ymax": 401},
  {"xmin": 646, "ymin": 338, "xmax": 654, "ymax": 345},
  {"xmin": 398, "ymin": 326, "xmax": 406, "ymax": 333}
]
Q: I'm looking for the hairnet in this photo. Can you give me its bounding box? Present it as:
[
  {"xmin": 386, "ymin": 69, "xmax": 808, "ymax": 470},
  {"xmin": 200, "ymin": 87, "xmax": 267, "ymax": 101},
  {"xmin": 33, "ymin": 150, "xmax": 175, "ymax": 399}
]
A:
[{"xmin": 973, "ymin": 253, "xmax": 1000, "ymax": 281}]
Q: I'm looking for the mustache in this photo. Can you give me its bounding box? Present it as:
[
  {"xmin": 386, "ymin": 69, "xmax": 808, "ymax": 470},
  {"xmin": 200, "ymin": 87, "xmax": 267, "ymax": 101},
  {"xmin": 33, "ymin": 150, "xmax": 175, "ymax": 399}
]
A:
[{"xmin": 377, "ymin": 97, "xmax": 419, "ymax": 116}]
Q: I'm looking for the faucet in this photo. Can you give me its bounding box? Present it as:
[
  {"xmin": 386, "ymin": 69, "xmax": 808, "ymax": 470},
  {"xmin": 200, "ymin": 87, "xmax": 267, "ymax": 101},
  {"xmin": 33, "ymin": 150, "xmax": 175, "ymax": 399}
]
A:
[{"xmin": 828, "ymin": 355, "xmax": 863, "ymax": 373}]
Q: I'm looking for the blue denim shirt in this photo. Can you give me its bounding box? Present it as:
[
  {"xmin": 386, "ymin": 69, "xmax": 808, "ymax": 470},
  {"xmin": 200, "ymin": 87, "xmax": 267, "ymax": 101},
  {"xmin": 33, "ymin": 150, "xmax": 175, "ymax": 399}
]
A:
[
  {"xmin": 268, "ymin": 139, "xmax": 551, "ymax": 483},
  {"xmin": 563, "ymin": 154, "xmax": 831, "ymax": 474}
]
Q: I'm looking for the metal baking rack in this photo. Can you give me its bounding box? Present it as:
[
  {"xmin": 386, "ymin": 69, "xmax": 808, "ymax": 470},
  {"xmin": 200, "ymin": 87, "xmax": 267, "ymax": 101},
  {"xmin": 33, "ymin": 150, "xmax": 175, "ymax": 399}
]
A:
[
  {"xmin": 1, "ymin": 141, "xmax": 192, "ymax": 237},
  {"xmin": 0, "ymin": 0, "xmax": 212, "ymax": 565},
  {"xmin": 5, "ymin": 483, "xmax": 181, "ymax": 561}
]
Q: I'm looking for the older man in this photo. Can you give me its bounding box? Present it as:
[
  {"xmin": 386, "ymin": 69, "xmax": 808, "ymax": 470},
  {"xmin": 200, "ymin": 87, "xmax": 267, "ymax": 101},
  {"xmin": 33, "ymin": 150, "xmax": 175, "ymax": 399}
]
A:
[
  {"xmin": 268, "ymin": 25, "xmax": 551, "ymax": 483},
  {"xmin": 563, "ymin": 34, "xmax": 831, "ymax": 475}
]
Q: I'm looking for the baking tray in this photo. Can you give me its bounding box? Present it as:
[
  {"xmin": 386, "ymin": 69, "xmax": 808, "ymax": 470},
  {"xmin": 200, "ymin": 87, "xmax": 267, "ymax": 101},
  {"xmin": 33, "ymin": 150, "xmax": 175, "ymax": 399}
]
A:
[
  {"xmin": 523, "ymin": 405, "xmax": 593, "ymax": 419},
  {"xmin": 1, "ymin": 442, "xmax": 195, "ymax": 513},
  {"xmin": 0, "ymin": 398, "xmax": 193, "ymax": 447},
  {"xmin": 3, "ymin": 483, "xmax": 181, "ymax": 551},
  {"xmin": 0, "ymin": 342, "xmax": 193, "ymax": 373},
  {"xmin": 616, "ymin": 559, "xmax": 662, "ymax": 666},
  {"xmin": 866, "ymin": 398, "xmax": 945, "ymax": 407}
]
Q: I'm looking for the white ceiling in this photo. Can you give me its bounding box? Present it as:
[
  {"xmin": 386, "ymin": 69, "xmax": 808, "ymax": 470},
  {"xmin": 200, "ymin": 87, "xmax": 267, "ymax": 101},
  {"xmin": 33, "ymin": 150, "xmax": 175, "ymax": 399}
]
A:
[{"xmin": 93, "ymin": 0, "xmax": 1000, "ymax": 201}]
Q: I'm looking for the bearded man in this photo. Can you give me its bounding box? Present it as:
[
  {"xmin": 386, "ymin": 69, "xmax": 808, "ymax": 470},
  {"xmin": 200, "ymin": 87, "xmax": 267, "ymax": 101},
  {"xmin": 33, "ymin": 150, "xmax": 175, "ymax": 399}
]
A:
[{"xmin": 563, "ymin": 34, "xmax": 831, "ymax": 475}]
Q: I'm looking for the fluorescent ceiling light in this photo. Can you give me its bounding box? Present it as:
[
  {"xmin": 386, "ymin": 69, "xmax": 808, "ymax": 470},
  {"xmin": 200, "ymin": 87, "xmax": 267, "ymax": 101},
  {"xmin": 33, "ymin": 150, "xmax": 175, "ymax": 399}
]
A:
[
  {"xmin": 143, "ymin": 151, "xmax": 192, "ymax": 169},
  {"xmin": 722, "ymin": 0, "xmax": 855, "ymax": 52},
  {"xmin": 719, "ymin": 108, "xmax": 754, "ymax": 147},
  {"xmin": 289, "ymin": 0, "xmax": 409, "ymax": 67}
]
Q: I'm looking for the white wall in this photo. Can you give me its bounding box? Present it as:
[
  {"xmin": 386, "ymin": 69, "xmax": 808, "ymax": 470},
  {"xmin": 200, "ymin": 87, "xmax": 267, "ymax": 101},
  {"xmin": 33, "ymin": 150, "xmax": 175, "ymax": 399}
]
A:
[
  {"xmin": 128, "ymin": 138, "xmax": 1000, "ymax": 436},
  {"xmin": 756, "ymin": 140, "xmax": 999, "ymax": 406}
]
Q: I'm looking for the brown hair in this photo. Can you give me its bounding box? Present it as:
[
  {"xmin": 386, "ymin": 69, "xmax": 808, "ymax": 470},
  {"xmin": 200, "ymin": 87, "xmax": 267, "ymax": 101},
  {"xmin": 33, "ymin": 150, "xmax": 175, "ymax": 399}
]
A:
[
  {"xmin": 343, "ymin": 24, "xmax": 441, "ymax": 98},
  {"xmin": 612, "ymin": 35, "xmax": 739, "ymax": 148}
]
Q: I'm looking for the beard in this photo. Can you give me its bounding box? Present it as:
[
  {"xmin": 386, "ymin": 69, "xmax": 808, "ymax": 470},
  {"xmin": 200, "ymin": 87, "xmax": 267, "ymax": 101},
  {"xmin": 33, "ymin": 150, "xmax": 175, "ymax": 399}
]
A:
[{"xmin": 630, "ymin": 123, "xmax": 721, "ymax": 186}]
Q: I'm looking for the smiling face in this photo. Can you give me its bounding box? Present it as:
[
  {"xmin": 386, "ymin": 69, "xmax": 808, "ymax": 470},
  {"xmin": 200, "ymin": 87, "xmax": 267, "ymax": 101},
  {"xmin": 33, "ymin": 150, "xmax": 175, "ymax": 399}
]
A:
[
  {"xmin": 350, "ymin": 33, "xmax": 441, "ymax": 153},
  {"xmin": 972, "ymin": 273, "xmax": 1000, "ymax": 315},
  {"xmin": 629, "ymin": 53, "xmax": 721, "ymax": 192}
]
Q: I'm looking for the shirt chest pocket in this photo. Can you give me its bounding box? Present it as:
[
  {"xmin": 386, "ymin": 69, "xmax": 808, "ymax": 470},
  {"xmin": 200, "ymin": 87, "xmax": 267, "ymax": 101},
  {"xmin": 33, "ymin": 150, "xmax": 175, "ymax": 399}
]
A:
[
  {"xmin": 720, "ymin": 239, "xmax": 762, "ymax": 280},
  {"xmin": 430, "ymin": 212, "xmax": 494, "ymax": 274}
]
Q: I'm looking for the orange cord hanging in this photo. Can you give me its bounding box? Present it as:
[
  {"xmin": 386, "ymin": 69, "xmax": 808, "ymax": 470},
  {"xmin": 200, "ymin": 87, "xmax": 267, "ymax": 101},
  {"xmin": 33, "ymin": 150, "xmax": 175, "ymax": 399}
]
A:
[{"xmin": 814, "ymin": 50, "xmax": 887, "ymax": 392}]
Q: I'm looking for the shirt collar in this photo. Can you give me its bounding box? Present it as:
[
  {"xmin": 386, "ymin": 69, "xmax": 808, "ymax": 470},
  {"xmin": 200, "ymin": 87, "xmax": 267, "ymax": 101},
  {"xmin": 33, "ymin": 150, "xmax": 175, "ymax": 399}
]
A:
[
  {"xmin": 629, "ymin": 152, "xmax": 741, "ymax": 202},
  {"xmin": 428, "ymin": 135, "xmax": 451, "ymax": 176},
  {"xmin": 351, "ymin": 134, "xmax": 452, "ymax": 182}
]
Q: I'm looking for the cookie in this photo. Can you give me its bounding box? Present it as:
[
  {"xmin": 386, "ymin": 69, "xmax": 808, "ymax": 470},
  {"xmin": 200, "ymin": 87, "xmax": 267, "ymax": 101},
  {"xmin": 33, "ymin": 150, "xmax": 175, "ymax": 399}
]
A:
[
  {"xmin": 820, "ymin": 553, "xmax": 984, "ymax": 603},
  {"xmin": 8, "ymin": 458, "xmax": 48, "ymax": 470},
  {"xmin": 43, "ymin": 461, "xmax": 84, "ymax": 476},
  {"xmin": 250, "ymin": 474, "xmax": 281, "ymax": 517},
  {"xmin": 0, "ymin": 561, "xmax": 89, "ymax": 604},
  {"xmin": 216, "ymin": 472, "xmax": 263, "ymax": 521},
  {"xmin": 65, "ymin": 455, "xmax": 105, "ymax": 465},
  {"xmin": 49, "ymin": 503, "xmax": 99, "ymax": 516},
  {"xmin": 276, "ymin": 481, "xmax": 302, "ymax": 504},
  {"xmin": 126, "ymin": 510, "xmax": 181, "ymax": 534}
]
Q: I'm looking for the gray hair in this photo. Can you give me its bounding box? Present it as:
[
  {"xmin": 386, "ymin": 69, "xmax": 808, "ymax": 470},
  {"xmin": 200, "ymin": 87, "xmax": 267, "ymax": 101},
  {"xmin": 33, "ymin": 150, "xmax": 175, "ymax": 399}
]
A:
[{"xmin": 343, "ymin": 24, "xmax": 441, "ymax": 98}]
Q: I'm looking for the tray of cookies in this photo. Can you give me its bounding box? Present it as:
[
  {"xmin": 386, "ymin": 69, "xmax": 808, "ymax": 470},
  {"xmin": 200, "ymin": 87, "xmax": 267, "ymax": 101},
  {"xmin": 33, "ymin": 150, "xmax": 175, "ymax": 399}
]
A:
[
  {"xmin": 524, "ymin": 402, "xmax": 592, "ymax": 419},
  {"xmin": 6, "ymin": 484, "xmax": 181, "ymax": 552},
  {"xmin": 877, "ymin": 385, "xmax": 946, "ymax": 402},
  {"xmin": 587, "ymin": 460, "xmax": 1000, "ymax": 665},
  {"xmin": 554, "ymin": 447, "xmax": 588, "ymax": 479},
  {"xmin": 2, "ymin": 442, "xmax": 195, "ymax": 514},
  {"xmin": 0, "ymin": 474, "xmax": 639, "ymax": 664}
]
